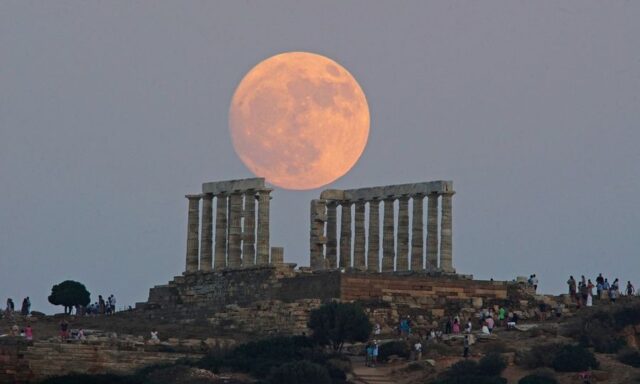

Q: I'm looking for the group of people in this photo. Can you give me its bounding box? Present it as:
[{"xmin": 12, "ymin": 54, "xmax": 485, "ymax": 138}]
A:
[
  {"xmin": 85, "ymin": 294, "xmax": 117, "ymax": 315},
  {"xmin": 567, "ymin": 274, "xmax": 636, "ymax": 308},
  {"xmin": 4, "ymin": 297, "xmax": 31, "ymax": 317}
]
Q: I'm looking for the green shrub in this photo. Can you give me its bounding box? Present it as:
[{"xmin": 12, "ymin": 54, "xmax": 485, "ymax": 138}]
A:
[
  {"xmin": 551, "ymin": 345, "xmax": 599, "ymax": 372},
  {"xmin": 478, "ymin": 353, "xmax": 507, "ymax": 376},
  {"xmin": 308, "ymin": 301, "xmax": 372, "ymax": 351},
  {"xmin": 618, "ymin": 347, "xmax": 640, "ymax": 368},
  {"xmin": 40, "ymin": 374, "xmax": 133, "ymax": 384},
  {"xmin": 517, "ymin": 343, "xmax": 566, "ymax": 369},
  {"xmin": 378, "ymin": 340, "xmax": 410, "ymax": 361},
  {"xmin": 518, "ymin": 374, "xmax": 558, "ymax": 384},
  {"xmin": 433, "ymin": 357, "xmax": 507, "ymax": 384},
  {"xmin": 267, "ymin": 360, "xmax": 331, "ymax": 384},
  {"xmin": 580, "ymin": 325, "xmax": 626, "ymax": 353},
  {"xmin": 447, "ymin": 359, "xmax": 480, "ymax": 376}
]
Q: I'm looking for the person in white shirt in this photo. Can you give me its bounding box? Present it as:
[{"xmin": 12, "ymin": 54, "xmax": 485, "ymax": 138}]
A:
[{"xmin": 414, "ymin": 341, "xmax": 422, "ymax": 361}]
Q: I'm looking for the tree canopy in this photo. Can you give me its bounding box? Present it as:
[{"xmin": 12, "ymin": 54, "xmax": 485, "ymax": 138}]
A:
[
  {"xmin": 307, "ymin": 301, "xmax": 372, "ymax": 351},
  {"xmin": 48, "ymin": 280, "xmax": 91, "ymax": 314}
]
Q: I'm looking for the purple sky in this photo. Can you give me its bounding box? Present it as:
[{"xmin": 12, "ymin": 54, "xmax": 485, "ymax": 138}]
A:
[{"xmin": 1, "ymin": 1, "xmax": 639, "ymax": 313}]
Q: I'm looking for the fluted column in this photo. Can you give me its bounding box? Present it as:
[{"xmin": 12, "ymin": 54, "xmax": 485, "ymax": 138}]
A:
[
  {"xmin": 310, "ymin": 199, "xmax": 327, "ymax": 270},
  {"xmin": 367, "ymin": 199, "xmax": 380, "ymax": 272},
  {"xmin": 214, "ymin": 194, "xmax": 228, "ymax": 269},
  {"xmin": 326, "ymin": 202, "xmax": 338, "ymax": 269},
  {"xmin": 339, "ymin": 201, "xmax": 352, "ymax": 268},
  {"xmin": 256, "ymin": 189, "xmax": 271, "ymax": 265},
  {"xmin": 353, "ymin": 200, "xmax": 366, "ymax": 269},
  {"xmin": 426, "ymin": 193, "xmax": 439, "ymax": 270},
  {"xmin": 396, "ymin": 196, "xmax": 410, "ymax": 271},
  {"xmin": 382, "ymin": 197, "xmax": 395, "ymax": 272},
  {"xmin": 411, "ymin": 194, "xmax": 424, "ymax": 271},
  {"xmin": 227, "ymin": 192, "xmax": 243, "ymax": 268},
  {"xmin": 200, "ymin": 194, "xmax": 213, "ymax": 271},
  {"xmin": 185, "ymin": 195, "xmax": 201, "ymax": 273},
  {"xmin": 440, "ymin": 192, "xmax": 455, "ymax": 273},
  {"xmin": 242, "ymin": 191, "xmax": 256, "ymax": 266}
]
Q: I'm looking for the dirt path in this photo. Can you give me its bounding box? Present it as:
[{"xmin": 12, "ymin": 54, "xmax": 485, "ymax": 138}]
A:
[{"xmin": 350, "ymin": 356, "xmax": 398, "ymax": 384}]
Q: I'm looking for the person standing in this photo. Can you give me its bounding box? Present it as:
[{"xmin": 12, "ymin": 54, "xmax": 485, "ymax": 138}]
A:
[
  {"xmin": 25, "ymin": 324, "xmax": 33, "ymax": 341},
  {"xmin": 498, "ymin": 307, "xmax": 506, "ymax": 327},
  {"xmin": 98, "ymin": 295, "xmax": 106, "ymax": 315},
  {"xmin": 627, "ymin": 281, "xmax": 635, "ymax": 296},
  {"xmin": 372, "ymin": 341, "xmax": 379, "ymax": 367},
  {"xmin": 567, "ymin": 276, "xmax": 577, "ymax": 298},
  {"xmin": 414, "ymin": 340, "xmax": 422, "ymax": 361},
  {"xmin": 463, "ymin": 335, "xmax": 470, "ymax": 358}
]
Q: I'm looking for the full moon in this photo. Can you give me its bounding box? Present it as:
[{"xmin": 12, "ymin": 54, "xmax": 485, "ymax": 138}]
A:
[{"xmin": 229, "ymin": 52, "xmax": 370, "ymax": 190}]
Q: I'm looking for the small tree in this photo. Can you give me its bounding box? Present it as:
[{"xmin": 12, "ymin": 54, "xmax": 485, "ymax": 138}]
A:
[
  {"xmin": 308, "ymin": 301, "xmax": 372, "ymax": 351},
  {"xmin": 48, "ymin": 280, "xmax": 90, "ymax": 314}
]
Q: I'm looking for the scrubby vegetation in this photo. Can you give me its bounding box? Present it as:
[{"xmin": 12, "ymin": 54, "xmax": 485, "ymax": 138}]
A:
[
  {"xmin": 431, "ymin": 353, "xmax": 507, "ymax": 384},
  {"xmin": 551, "ymin": 344, "xmax": 599, "ymax": 372},
  {"xmin": 565, "ymin": 301, "xmax": 640, "ymax": 353},
  {"xmin": 307, "ymin": 301, "xmax": 372, "ymax": 351},
  {"xmin": 618, "ymin": 347, "xmax": 640, "ymax": 368},
  {"xmin": 267, "ymin": 360, "xmax": 332, "ymax": 384},
  {"xmin": 378, "ymin": 340, "xmax": 410, "ymax": 361},
  {"xmin": 518, "ymin": 343, "xmax": 568, "ymax": 370}
]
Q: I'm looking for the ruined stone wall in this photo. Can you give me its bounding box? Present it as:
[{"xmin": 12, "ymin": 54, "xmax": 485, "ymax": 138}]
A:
[
  {"xmin": 144, "ymin": 265, "xmax": 340, "ymax": 313},
  {"xmin": 0, "ymin": 338, "xmax": 205, "ymax": 384},
  {"xmin": 340, "ymin": 273, "xmax": 508, "ymax": 304}
]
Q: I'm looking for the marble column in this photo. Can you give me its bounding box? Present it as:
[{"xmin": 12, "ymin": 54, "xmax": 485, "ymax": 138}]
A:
[
  {"xmin": 227, "ymin": 192, "xmax": 243, "ymax": 268},
  {"xmin": 199, "ymin": 194, "xmax": 213, "ymax": 272},
  {"xmin": 367, "ymin": 199, "xmax": 380, "ymax": 272},
  {"xmin": 339, "ymin": 201, "xmax": 352, "ymax": 269},
  {"xmin": 185, "ymin": 195, "xmax": 201, "ymax": 273},
  {"xmin": 440, "ymin": 192, "xmax": 455, "ymax": 273},
  {"xmin": 214, "ymin": 194, "xmax": 228, "ymax": 269},
  {"xmin": 426, "ymin": 193, "xmax": 439, "ymax": 270},
  {"xmin": 242, "ymin": 191, "xmax": 256, "ymax": 266},
  {"xmin": 382, "ymin": 197, "xmax": 395, "ymax": 272},
  {"xmin": 310, "ymin": 199, "xmax": 327, "ymax": 270},
  {"xmin": 353, "ymin": 200, "xmax": 366, "ymax": 270},
  {"xmin": 256, "ymin": 189, "xmax": 271, "ymax": 265},
  {"xmin": 396, "ymin": 196, "xmax": 410, "ymax": 271},
  {"xmin": 411, "ymin": 194, "xmax": 424, "ymax": 271},
  {"xmin": 325, "ymin": 202, "xmax": 338, "ymax": 269}
]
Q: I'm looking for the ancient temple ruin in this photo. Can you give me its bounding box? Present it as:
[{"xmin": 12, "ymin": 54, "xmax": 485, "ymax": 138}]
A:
[
  {"xmin": 183, "ymin": 177, "xmax": 283, "ymax": 274},
  {"xmin": 309, "ymin": 180, "xmax": 455, "ymax": 273}
]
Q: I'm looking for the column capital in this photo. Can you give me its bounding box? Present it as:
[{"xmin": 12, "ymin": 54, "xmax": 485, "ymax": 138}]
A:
[
  {"xmin": 441, "ymin": 190, "xmax": 456, "ymax": 196},
  {"xmin": 397, "ymin": 195, "xmax": 410, "ymax": 201},
  {"xmin": 202, "ymin": 193, "xmax": 214, "ymax": 200},
  {"xmin": 185, "ymin": 194, "xmax": 203, "ymax": 200}
]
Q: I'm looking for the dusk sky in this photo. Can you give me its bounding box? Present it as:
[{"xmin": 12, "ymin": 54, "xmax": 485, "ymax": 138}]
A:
[{"xmin": 1, "ymin": 1, "xmax": 639, "ymax": 313}]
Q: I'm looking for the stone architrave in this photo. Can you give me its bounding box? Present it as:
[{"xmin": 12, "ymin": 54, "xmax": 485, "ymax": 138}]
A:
[
  {"xmin": 325, "ymin": 202, "xmax": 338, "ymax": 269},
  {"xmin": 185, "ymin": 195, "xmax": 201, "ymax": 273},
  {"xmin": 227, "ymin": 192, "xmax": 243, "ymax": 268},
  {"xmin": 353, "ymin": 201, "xmax": 366, "ymax": 270},
  {"xmin": 440, "ymin": 192, "xmax": 455, "ymax": 273},
  {"xmin": 200, "ymin": 194, "xmax": 214, "ymax": 272},
  {"xmin": 339, "ymin": 201, "xmax": 352, "ymax": 268},
  {"xmin": 382, "ymin": 197, "xmax": 395, "ymax": 272},
  {"xmin": 411, "ymin": 194, "xmax": 424, "ymax": 271},
  {"xmin": 309, "ymin": 199, "xmax": 327, "ymax": 270},
  {"xmin": 426, "ymin": 193, "xmax": 439, "ymax": 270},
  {"xmin": 242, "ymin": 190, "xmax": 256, "ymax": 266},
  {"xmin": 214, "ymin": 194, "xmax": 228, "ymax": 269},
  {"xmin": 396, "ymin": 196, "xmax": 410, "ymax": 271},
  {"xmin": 256, "ymin": 189, "xmax": 271, "ymax": 265},
  {"xmin": 367, "ymin": 199, "xmax": 380, "ymax": 272}
]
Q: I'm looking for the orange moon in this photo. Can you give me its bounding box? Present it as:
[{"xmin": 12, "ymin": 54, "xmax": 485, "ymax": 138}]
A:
[{"xmin": 229, "ymin": 52, "xmax": 370, "ymax": 190}]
